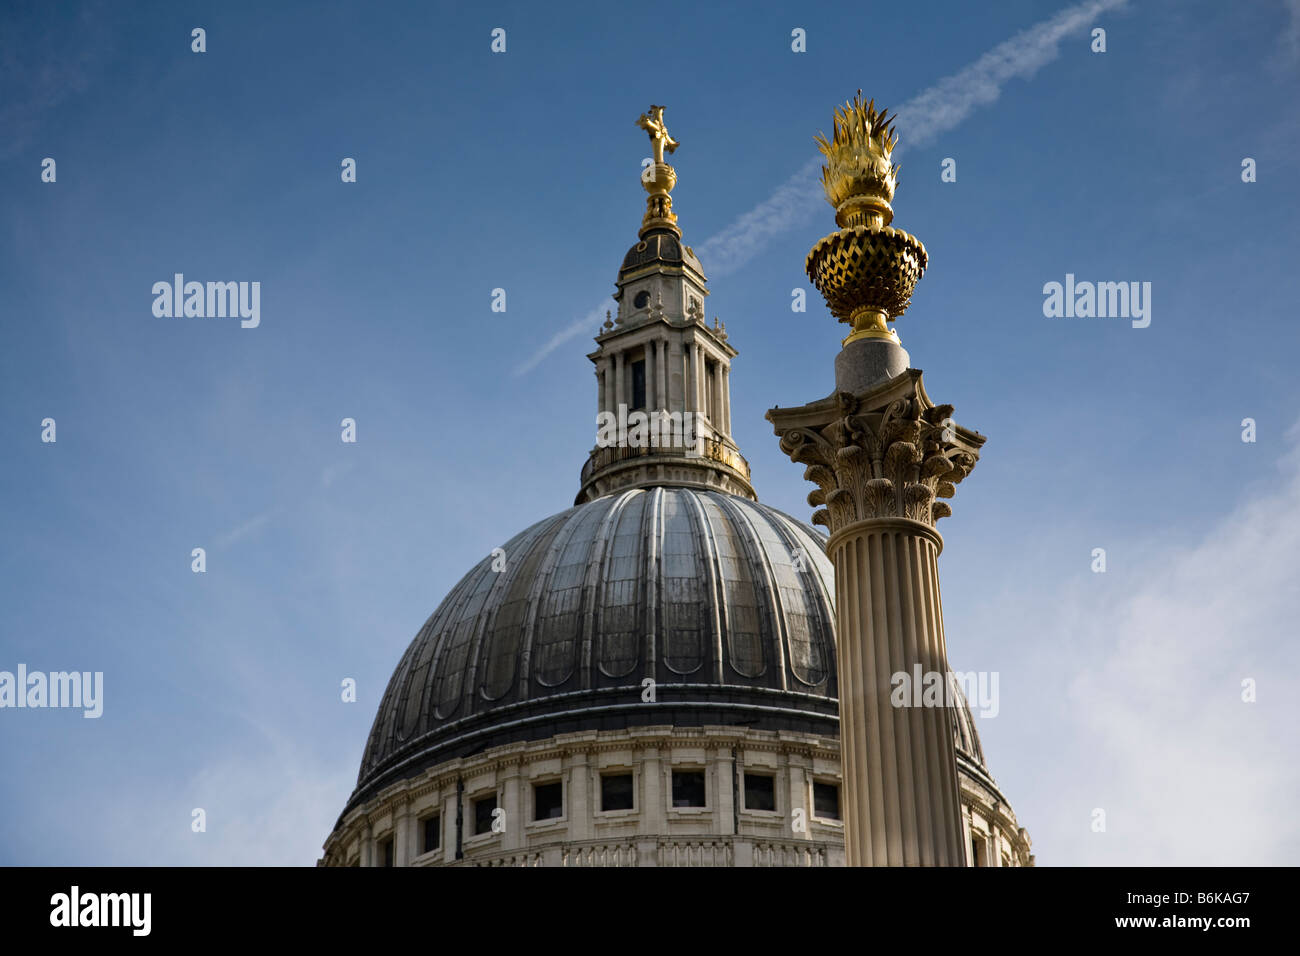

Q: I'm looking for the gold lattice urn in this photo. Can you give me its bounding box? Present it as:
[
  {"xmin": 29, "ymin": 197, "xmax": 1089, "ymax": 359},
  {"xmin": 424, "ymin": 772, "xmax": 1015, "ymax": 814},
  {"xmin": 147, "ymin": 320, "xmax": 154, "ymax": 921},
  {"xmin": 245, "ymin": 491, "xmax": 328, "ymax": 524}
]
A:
[{"xmin": 806, "ymin": 93, "xmax": 928, "ymax": 345}]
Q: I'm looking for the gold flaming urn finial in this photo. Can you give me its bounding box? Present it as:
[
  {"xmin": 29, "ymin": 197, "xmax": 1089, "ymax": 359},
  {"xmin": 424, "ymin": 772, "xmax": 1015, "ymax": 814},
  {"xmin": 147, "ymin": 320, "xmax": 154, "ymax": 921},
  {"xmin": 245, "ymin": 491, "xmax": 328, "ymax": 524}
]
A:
[
  {"xmin": 807, "ymin": 92, "xmax": 928, "ymax": 346},
  {"xmin": 636, "ymin": 104, "xmax": 681, "ymax": 237}
]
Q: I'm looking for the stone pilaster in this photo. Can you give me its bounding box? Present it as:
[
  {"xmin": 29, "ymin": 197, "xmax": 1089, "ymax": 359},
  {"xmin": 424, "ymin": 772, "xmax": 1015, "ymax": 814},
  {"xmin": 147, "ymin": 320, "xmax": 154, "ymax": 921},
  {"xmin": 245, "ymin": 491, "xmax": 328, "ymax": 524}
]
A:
[
  {"xmin": 767, "ymin": 369, "xmax": 984, "ymax": 866},
  {"xmin": 501, "ymin": 762, "xmax": 523, "ymax": 851},
  {"xmin": 614, "ymin": 351, "xmax": 625, "ymax": 410},
  {"xmin": 392, "ymin": 797, "xmax": 410, "ymax": 866},
  {"xmin": 657, "ymin": 340, "xmax": 668, "ymax": 414},
  {"xmin": 568, "ymin": 749, "xmax": 592, "ymax": 842}
]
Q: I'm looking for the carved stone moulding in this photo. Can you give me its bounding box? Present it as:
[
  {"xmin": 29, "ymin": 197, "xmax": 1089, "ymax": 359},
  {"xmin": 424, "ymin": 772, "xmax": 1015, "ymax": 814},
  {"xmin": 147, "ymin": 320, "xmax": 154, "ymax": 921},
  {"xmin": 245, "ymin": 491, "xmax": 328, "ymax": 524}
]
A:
[{"xmin": 766, "ymin": 370, "xmax": 984, "ymax": 533}]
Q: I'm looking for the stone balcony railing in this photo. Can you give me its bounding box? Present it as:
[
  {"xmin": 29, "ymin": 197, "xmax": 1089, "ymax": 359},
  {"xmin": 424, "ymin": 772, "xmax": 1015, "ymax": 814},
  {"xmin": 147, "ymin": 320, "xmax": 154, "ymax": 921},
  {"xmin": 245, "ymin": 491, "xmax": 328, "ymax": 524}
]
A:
[
  {"xmin": 579, "ymin": 437, "xmax": 751, "ymax": 486},
  {"xmin": 461, "ymin": 836, "xmax": 836, "ymax": 868}
]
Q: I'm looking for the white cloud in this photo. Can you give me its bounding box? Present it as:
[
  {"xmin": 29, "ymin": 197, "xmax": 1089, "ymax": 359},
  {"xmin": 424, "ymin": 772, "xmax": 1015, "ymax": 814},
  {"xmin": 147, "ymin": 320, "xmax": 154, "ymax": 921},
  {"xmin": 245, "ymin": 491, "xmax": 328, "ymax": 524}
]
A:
[{"xmin": 1025, "ymin": 427, "xmax": 1300, "ymax": 864}]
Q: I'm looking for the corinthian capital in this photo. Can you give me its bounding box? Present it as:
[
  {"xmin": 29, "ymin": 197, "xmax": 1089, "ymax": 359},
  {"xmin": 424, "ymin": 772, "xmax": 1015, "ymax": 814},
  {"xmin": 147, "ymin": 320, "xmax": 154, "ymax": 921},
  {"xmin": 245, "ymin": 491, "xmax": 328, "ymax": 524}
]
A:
[{"xmin": 766, "ymin": 369, "xmax": 984, "ymax": 533}]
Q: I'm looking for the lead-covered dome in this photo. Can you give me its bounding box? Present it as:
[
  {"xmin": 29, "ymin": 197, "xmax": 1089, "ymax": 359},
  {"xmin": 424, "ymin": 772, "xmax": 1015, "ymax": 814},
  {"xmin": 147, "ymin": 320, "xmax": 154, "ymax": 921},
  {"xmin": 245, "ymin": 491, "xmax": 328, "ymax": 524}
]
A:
[
  {"xmin": 618, "ymin": 229, "xmax": 703, "ymax": 278},
  {"xmin": 349, "ymin": 487, "xmax": 839, "ymax": 808}
]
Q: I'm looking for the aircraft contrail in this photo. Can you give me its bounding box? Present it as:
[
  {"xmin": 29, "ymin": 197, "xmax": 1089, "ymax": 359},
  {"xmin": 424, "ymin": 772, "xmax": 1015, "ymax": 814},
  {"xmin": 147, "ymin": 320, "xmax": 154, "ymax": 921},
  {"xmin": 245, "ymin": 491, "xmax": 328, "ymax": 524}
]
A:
[{"xmin": 515, "ymin": 0, "xmax": 1127, "ymax": 375}]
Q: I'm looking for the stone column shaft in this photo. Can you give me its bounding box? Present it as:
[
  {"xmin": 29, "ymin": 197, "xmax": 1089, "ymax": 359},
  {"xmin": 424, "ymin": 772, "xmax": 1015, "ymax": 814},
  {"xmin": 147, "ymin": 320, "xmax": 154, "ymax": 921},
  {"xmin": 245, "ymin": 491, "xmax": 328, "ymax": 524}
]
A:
[
  {"xmin": 768, "ymin": 369, "xmax": 985, "ymax": 866},
  {"xmin": 614, "ymin": 352, "xmax": 625, "ymax": 412},
  {"xmin": 721, "ymin": 366, "xmax": 731, "ymax": 434},
  {"xmin": 697, "ymin": 347, "xmax": 707, "ymax": 420},
  {"xmin": 831, "ymin": 518, "xmax": 965, "ymax": 866},
  {"xmin": 656, "ymin": 340, "xmax": 668, "ymax": 413},
  {"xmin": 668, "ymin": 339, "xmax": 683, "ymax": 411},
  {"xmin": 686, "ymin": 343, "xmax": 699, "ymax": 414},
  {"xmin": 717, "ymin": 361, "xmax": 728, "ymax": 431},
  {"xmin": 646, "ymin": 341, "xmax": 657, "ymax": 410}
]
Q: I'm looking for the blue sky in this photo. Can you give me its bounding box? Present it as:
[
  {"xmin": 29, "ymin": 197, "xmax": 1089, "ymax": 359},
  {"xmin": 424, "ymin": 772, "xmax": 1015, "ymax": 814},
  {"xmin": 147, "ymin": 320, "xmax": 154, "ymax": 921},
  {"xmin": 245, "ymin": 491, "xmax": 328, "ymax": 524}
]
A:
[{"xmin": 2, "ymin": 0, "xmax": 1297, "ymax": 865}]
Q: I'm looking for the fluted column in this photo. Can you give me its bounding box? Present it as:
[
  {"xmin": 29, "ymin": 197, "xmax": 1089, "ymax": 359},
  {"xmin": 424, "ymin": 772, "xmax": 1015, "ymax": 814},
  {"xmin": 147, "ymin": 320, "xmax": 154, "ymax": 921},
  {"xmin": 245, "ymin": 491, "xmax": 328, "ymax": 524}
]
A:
[
  {"xmin": 831, "ymin": 518, "xmax": 964, "ymax": 865},
  {"xmin": 695, "ymin": 346, "xmax": 707, "ymax": 419},
  {"xmin": 686, "ymin": 343, "xmax": 699, "ymax": 413},
  {"xmin": 768, "ymin": 372, "xmax": 984, "ymax": 866},
  {"xmin": 721, "ymin": 366, "xmax": 731, "ymax": 434},
  {"xmin": 614, "ymin": 351, "xmax": 625, "ymax": 412},
  {"xmin": 717, "ymin": 361, "xmax": 728, "ymax": 431}
]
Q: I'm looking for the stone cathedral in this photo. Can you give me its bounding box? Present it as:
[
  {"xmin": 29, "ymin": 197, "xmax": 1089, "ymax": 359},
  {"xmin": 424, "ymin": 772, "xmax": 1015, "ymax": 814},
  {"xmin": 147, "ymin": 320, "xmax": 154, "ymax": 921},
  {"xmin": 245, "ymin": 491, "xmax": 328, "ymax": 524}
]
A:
[{"xmin": 320, "ymin": 102, "xmax": 1032, "ymax": 868}]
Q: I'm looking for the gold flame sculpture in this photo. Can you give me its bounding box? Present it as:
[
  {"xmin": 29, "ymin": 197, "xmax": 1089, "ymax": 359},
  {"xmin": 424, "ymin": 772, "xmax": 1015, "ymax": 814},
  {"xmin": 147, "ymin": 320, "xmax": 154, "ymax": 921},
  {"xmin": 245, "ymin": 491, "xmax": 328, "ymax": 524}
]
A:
[{"xmin": 807, "ymin": 92, "xmax": 928, "ymax": 346}]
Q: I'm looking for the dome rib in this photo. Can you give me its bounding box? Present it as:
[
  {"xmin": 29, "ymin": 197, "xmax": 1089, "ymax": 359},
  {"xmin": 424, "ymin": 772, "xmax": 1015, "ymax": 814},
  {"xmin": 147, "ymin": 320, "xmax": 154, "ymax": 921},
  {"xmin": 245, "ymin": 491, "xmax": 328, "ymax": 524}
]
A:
[
  {"xmin": 352, "ymin": 489, "xmax": 843, "ymax": 800},
  {"xmin": 348, "ymin": 487, "xmax": 985, "ymax": 815}
]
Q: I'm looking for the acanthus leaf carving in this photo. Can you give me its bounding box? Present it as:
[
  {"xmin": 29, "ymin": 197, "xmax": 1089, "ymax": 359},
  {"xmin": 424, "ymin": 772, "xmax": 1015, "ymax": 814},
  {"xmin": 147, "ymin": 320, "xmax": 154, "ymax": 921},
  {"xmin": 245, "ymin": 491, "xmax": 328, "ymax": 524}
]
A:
[{"xmin": 768, "ymin": 377, "xmax": 982, "ymax": 531}]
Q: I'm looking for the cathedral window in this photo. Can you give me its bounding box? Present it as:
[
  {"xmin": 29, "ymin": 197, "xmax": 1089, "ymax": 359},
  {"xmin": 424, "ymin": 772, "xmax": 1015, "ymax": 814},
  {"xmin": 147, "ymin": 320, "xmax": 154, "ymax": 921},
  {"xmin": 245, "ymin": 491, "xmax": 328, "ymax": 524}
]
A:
[
  {"xmin": 812, "ymin": 781, "xmax": 840, "ymax": 820},
  {"xmin": 744, "ymin": 772, "xmax": 776, "ymax": 812},
  {"xmin": 422, "ymin": 814, "xmax": 440, "ymax": 853},
  {"xmin": 631, "ymin": 360, "xmax": 646, "ymax": 410},
  {"xmin": 672, "ymin": 769, "xmax": 707, "ymax": 807},
  {"xmin": 533, "ymin": 781, "xmax": 564, "ymax": 820},
  {"xmin": 379, "ymin": 837, "xmax": 394, "ymax": 867},
  {"xmin": 601, "ymin": 773, "xmax": 634, "ymax": 811},
  {"xmin": 473, "ymin": 794, "xmax": 498, "ymax": 835}
]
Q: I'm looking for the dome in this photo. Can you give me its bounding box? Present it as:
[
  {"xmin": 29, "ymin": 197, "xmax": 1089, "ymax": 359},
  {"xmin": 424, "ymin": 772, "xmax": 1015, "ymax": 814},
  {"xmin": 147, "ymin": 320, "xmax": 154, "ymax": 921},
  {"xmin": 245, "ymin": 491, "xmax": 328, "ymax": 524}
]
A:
[
  {"xmin": 619, "ymin": 229, "xmax": 702, "ymax": 276},
  {"xmin": 350, "ymin": 486, "xmax": 840, "ymax": 810}
]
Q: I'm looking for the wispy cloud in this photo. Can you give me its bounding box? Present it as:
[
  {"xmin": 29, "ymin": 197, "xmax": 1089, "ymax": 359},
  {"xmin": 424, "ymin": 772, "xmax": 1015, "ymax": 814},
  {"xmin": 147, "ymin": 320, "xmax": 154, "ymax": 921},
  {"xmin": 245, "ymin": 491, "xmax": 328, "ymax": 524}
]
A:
[
  {"xmin": 1281, "ymin": 0, "xmax": 1300, "ymax": 63},
  {"xmin": 699, "ymin": 0, "xmax": 1128, "ymax": 275},
  {"xmin": 892, "ymin": 0, "xmax": 1127, "ymax": 146},
  {"xmin": 695, "ymin": 157, "xmax": 826, "ymax": 278},
  {"xmin": 0, "ymin": 2, "xmax": 113, "ymax": 160},
  {"xmin": 1038, "ymin": 423, "xmax": 1300, "ymax": 864},
  {"xmin": 513, "ymin": 302, "xmax": 612, "ymax": 376},
  {"xmin": 215, "ymin": 511, "xmax": 274, "ymax": 549},
  {"xmin": 517, "ymin": 0, "xmax": 1127, "ymax": 373}
]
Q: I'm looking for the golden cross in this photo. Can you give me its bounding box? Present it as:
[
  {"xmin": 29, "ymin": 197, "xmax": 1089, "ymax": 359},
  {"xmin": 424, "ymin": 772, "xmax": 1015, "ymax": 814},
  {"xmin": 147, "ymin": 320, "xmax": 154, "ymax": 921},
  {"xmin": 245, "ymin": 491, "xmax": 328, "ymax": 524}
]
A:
[{"xmin": 636, "ymin": 105, "xmax": 679, "ymax": 165}]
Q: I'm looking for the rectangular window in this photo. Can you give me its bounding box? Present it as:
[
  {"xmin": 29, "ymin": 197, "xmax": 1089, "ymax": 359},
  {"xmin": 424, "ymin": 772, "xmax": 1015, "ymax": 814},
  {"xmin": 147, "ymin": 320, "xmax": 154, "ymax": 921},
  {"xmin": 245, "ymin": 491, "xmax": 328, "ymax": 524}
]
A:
[
  {"xmin": 380, "ymin": 837, "xmax": 394, "ymax": 867},
  {"xmin": 744, "ymin": 772, "xmax": 776, "ymax": 812},
  {"xmin": 972, "ymin": 834, "xmax": 989, "ymax": 867},
  {"xmin": 813, "ymin": 781, "xmax": 840, "ymax": 820},
  {"xmin": 631, "ymin": 359, "xmax": 646, "ymax": 411},
  {"xmin": 422, "ymin": 814, "xmax": 441, "ymax": 853},
  {"xmin": 672, "ymin": 769, "xmax": 706, "ymax": 808},
  {"xmin": 474, "ymin": 794, "xmax": 498, "ymax": 835},
  {"xmin": 601, "ymin": 773, "xmax": 634, "ymax": 812},
  {"xmin": 534, "ymin": 781, "xmax": 563, "ymax": 820}
]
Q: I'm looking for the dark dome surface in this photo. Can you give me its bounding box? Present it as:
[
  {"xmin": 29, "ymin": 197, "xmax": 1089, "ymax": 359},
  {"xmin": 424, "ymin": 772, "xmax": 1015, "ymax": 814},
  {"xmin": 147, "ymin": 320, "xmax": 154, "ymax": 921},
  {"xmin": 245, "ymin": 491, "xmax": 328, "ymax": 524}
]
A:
[
  {"xmin": 351, "ymin": 486, "xmax": 838, "ymax": 806},
  {"xmin": 619, "ymin": 230, "xmax": 703, "ymax": 276}
]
